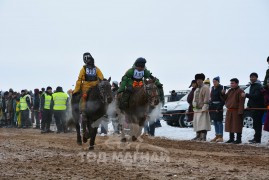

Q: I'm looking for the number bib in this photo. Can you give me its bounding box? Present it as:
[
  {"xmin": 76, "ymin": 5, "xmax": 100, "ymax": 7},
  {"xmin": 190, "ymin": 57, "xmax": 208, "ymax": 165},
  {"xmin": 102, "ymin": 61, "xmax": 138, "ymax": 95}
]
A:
[{"xmin": 133, "ymin": 69, "xmax": 144, "ymax": 80}]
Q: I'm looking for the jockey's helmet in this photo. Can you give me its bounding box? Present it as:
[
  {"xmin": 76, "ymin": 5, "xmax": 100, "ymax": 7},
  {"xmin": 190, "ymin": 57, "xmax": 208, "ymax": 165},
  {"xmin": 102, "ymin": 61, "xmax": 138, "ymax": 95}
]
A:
[
  {"xmin": 83, "ymin": 52, "xmax": 94, "ymax": 66},
  {"xmin": 135, "ymin": 57, "xmax": 146, "ymax": 68}
]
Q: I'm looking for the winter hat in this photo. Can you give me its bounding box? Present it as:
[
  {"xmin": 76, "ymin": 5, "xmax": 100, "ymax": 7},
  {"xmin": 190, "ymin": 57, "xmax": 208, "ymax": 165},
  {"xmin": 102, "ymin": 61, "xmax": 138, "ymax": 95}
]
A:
[
  {"xmin": 21, "ymin": 90, "xmax": 25, "ymax": 93},
  {"xmin": 41, "ymin": 87, "xmax": 45, "ymax": 92},
  {"xmin": 46, "ymin": 86, "xmax": 52, "ymax": 91},
  {"xmin": 189, "ymin": 80, "xmax": 197, "ymax": 88},
  {"xmin": 213, "ymin": 76, "xmax": 220, "ymax": 82},
  {"xmin": 9, "ymin": 88, "xmax": 14, "ymax": 93},
  {"xmin": 250, "ymin": 72, "xmax": 258, "ymax": 78},
  {"xmin": 56, "ymin": 86, "xmax": 63, "ymax": 92},
  {"xmin": 135, "ymin": 57, "xmax": 147, "ymax": 68},
  {"xmin": 34, "ymin": 88, "xmax": 39, "ymax": 94},
  {"xmin": 204, "ymin": 78, "xmax": 210, "ymax": 85},
  {"xmin": 112, "ymin": 81, "xmax": 118, "ymax": 86},
  {"xmin": 195, "ymin": 73, "xmax": 205, "ymax": 81}
]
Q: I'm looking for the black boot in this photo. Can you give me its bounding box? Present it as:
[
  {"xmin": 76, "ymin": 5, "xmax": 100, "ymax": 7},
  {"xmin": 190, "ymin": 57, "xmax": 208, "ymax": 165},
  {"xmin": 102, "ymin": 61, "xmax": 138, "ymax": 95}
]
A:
[
  {"xmin": 191, "ymin": 131, "xmax": 201, "ymax": 141},
  {"xmin": 119, "ymin": 91, "xmax": 131, "ymax": 110},
  {"xmin": 225, "ymin": 133, "xmax": 235, "ymax": 143},
  {"xmin": 233, "ymin": 133, "xmax": 242, "ymax": 144},
  {"xmin": 200, "ymin": 130, "xmax": 207, "ymax": 141}
]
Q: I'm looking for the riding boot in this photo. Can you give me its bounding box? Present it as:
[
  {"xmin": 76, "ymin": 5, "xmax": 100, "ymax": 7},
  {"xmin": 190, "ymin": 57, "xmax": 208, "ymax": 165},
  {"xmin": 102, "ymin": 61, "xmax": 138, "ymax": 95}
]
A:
[
  {"xmin": 225, "ymin": 133, "xmax": 235, "ymax": 143},
  {"xmin": 119, "ymin": 91, "xmax": 131, "ymax": 110}
]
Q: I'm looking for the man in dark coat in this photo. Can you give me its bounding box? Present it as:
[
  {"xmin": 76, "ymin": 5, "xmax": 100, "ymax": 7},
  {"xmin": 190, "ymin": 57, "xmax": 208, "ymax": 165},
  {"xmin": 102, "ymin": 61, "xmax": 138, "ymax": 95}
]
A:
[
  {"xmin": 33, "ymin": 89, "xmax": 41, "ymax": 129},
  {"xmin": 242, "ymin": 73, "xmax": 264, "ymax": 143},
  {"xmin": 209, "ymin": 76, "xmax": 225, "ymax": 142},
  {"xmin": 170, "ymin": 90, "xmax": 179, "ymax": 102},
  {"xmin": 222, "ymin": 78, "xmax": 245, "ymax": 144}
]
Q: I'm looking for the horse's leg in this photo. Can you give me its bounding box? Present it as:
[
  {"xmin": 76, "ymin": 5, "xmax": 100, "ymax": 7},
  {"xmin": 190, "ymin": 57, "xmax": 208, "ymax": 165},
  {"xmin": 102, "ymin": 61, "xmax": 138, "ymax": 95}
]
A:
[
  {"xmin": 82, "ymin": 114, "xmax": 88, "ymax": 143},
  {"xmin": 120, "ymin": 113, "xmax": 127, "ymax": 142},
  {"xmin": 87, "ymin": 118, "xmax": 98, "ymax": 150},
  {"xmin": 76, "ymin": 121, "xmax": 82, "ymax": 145}
]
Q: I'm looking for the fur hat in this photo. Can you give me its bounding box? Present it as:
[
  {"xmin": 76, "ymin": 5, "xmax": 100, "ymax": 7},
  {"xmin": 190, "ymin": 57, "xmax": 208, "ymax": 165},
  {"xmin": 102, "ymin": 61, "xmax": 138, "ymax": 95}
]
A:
[
  {"xmin": 195, "ymin": 73, "xmax": 205, "ymax": 81},
  {"xmin": 46, "ymin": 86, "xmax": 52, "ymax": 91}
]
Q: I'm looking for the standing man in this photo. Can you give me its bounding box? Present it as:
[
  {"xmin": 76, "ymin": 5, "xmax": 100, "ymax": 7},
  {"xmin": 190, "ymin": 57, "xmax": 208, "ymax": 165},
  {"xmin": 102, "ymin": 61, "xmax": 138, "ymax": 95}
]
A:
[
  {"xmin": 242, "ymin": 73, "xmax": 264, "ymax": 143},
  {"xmin": 192, "ymin": 73, "xmax": 211, "ymax": 141},
  {"xmin": 20, "ymin": 90, "xmax": 32, "ymax": 128},
  {"xmin": 52, "ymin": 86, "xmax": 68, "ymax": 133},
  {"xmin": 33, "ymin": 89, "xmax": 41, "ymax": 129},
  {"xmin": 209, "ymin": 76, "xmax": 225, "ymax": 142},
  {"xmin": 263, "ymin": 56, "xmax": 269, "ymax": 87},
  {"xmin": 40, "ymin": 86, "xmax": 53, "ymax": 133},
  {"xmin": 222, "ymin": 78, "xmax": 245, "ymax": 144},
  {"xmin": 187, "ymin": 80, "xmax": 197, "ymax": 122}
]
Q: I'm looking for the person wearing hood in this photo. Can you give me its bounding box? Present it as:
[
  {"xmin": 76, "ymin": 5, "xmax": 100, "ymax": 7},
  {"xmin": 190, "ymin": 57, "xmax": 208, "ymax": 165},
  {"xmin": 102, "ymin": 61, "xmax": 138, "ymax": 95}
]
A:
[
  {"xmin": 72, "ymin": 52, "xmax": 104, "ymax": 112},
  {"xmin": 40, "ymin": 86, "xmax": 53, "ymax": 133},
  {"xmin": 242, "ymin": 73, "xmax": 264, "ymax": 143},
  {"xmin": 192, "ymin": 73, "xmax": 211, "ymax": 141},
  {"xmin": 52, "ymin": 86, "xmax": 69, "ymax": 133}
]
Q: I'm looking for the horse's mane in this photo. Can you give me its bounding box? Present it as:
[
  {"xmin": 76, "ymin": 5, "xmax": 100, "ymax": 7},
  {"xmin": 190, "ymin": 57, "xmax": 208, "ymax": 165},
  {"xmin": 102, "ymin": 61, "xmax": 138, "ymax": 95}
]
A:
[{"xmin": 87, "ymin": 86, "xmax": 101, "ymax": 101}]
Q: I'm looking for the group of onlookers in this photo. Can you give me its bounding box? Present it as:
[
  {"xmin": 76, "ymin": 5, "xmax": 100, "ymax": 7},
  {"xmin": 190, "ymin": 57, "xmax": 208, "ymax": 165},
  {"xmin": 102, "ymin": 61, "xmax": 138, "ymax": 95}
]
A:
[
  {"xmin": 186, "ymin": 56, "xmax": 269, "ymax": 144},
  {"xmin": 0, "ymin": 86, "xmax": 70, "ymax": 134}
]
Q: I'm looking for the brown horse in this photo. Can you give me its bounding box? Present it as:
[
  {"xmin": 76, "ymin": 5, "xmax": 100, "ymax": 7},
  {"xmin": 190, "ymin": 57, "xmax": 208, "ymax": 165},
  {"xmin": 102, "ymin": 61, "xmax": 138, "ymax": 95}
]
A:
[
  {"xmin": 118, "ymin": 79, "xmax": 160, "ymax": 142},
  {"xmin": 70, "ymin": 78, "xmax": 113, "ymax": 150}
]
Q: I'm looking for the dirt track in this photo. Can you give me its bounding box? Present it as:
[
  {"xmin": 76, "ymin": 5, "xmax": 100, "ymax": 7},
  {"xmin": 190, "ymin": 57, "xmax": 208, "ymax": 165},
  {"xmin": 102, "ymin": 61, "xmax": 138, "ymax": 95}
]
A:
[{"xmin": 0, "ymin": 128, "xmax": 269, "ymax": 180}]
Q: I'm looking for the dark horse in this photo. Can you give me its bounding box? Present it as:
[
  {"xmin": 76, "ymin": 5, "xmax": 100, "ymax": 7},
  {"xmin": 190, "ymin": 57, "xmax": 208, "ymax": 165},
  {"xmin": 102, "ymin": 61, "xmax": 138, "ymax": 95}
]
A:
[
  {"xmin": 118, "ymin": 79, "xmax": 160, "ymax": 142},
  {"xmin": 70, "ymin": 78, "xmax": 113, "ymax": 150}
]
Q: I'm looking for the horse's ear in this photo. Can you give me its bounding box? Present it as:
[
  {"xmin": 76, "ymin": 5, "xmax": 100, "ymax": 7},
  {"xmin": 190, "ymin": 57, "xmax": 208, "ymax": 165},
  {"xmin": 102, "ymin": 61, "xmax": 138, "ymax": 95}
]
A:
[{"xmin": 108, "ymin": 77, "xmax": 111, "ymax": 82}]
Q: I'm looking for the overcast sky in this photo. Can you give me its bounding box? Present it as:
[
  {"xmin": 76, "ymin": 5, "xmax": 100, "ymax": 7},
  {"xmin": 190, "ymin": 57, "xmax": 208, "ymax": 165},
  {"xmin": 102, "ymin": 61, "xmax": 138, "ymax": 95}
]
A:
[{"xmin": 0, "ymin": 0, "xmax": 269, "ymax": 94}]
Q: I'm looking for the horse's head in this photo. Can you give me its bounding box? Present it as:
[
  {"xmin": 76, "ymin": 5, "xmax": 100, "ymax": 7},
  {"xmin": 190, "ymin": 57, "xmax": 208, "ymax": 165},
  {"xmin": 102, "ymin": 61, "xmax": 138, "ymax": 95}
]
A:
[
  {"xmin": 98, "ymin": 77, "xmax": 113, "ymax": 104},
  {"xmin": 145, "ymin": 79, "xmax": 160, "ymax": 107}
]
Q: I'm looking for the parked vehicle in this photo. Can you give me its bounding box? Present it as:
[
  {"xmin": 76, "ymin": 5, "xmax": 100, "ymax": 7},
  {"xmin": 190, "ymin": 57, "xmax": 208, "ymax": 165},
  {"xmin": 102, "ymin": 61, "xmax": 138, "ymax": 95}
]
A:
[{"xmin": 161, "ymin": 93, "xmax": 192, "ymax": 128}]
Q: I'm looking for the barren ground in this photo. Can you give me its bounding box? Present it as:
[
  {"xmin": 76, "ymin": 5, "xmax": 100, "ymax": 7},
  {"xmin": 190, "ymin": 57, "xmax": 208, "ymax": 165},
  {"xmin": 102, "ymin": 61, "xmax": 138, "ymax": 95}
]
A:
[{"xmin": 0, "ymin": 128, "xmax": 269, "ymax": 180}]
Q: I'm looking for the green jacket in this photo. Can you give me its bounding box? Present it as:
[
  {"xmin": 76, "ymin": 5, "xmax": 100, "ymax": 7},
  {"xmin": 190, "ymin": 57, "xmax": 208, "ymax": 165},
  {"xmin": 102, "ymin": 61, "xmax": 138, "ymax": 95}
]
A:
[{"xmin": 118, "ymin": 68, "xmax": 161, "ymax": 92}]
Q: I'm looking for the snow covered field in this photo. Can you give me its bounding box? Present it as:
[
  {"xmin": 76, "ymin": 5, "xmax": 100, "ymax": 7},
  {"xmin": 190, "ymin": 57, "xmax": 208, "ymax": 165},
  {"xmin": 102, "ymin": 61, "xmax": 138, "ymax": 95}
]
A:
[{"xmin": 104, "ymin": 120, "xmax": 269, "ymax": 145}]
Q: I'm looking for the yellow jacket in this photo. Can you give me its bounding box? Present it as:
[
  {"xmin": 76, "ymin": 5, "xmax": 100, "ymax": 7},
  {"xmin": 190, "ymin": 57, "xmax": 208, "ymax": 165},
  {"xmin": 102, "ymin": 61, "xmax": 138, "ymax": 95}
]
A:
[{"xmin": 73, "ymin": 65, "xmax": 104, "ymax": 94}]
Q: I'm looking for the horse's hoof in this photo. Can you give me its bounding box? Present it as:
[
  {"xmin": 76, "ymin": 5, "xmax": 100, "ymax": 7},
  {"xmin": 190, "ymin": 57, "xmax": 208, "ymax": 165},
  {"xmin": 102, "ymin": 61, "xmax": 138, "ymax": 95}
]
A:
[
  {"xmin": 132, "ymin": 136, "xmax": 137, "ymax": 142},
  {"xmin": 89, "ymin": 146, "xmax": 94, "ymax": 150},
  {"xmin": 121, "ymin": 138, "xmax": 127, "ymax": 142},
  {"xmin": 83, "ymin": 136, "xmax": 88, "ymax": 143}
]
